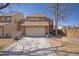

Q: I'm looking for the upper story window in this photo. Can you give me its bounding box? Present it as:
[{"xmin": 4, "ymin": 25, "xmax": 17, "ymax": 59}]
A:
[
  {"xmin": 27, "ymin": 17, "xmax": 47, "ymax": 21},
  {"xmin": 39, "ymin": 17, "xmax": 47, "ymax": 21},
  {"xmin": 4, "ymin": 16, "xmax": 12, "ymax": 22}
]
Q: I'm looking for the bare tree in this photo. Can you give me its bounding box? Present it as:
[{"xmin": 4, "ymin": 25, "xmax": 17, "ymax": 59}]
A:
[
  {"xmin": 47, "ymin": 3, "xmax": 71, "ymax": 36},
  {"xmin": 0, "ymin": 3, "xmax": 9, "ymax": 10}
]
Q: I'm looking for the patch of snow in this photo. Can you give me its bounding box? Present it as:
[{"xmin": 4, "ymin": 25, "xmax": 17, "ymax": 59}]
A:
[{"xmin": 4, "ymin": 37, "xmax": 57, "ymax": 55}]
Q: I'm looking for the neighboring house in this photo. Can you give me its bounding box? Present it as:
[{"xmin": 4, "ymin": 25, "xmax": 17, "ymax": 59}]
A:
[
  {"xmin": 0, "ymin": 13, "xmax": 24, "ymax": 37},
  {"xmin": 21, "ymin": 14, "xmax": 53, "ymax": 37}
]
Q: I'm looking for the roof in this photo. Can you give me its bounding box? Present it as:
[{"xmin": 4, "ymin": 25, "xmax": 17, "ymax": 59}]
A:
[
  {"xmin": 27, "ymin": 13, "xmax": 47, "ymax": 17},
  {"xmin": 0, "ymin": 22, "xmax": 9, "ymax": 27},
  {"xmin": 21, "ymin": 21, "xmax": 49, "ymax": 26},
  {"xmin": 0, "ymin": 12, "xmax": 22, "ymax": 16}
]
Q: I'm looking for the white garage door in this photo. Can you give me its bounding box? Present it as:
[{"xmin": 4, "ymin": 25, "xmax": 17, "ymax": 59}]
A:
[{"xmin": 25, "ymin": 27, "xmax": 46, "ymax": 36}]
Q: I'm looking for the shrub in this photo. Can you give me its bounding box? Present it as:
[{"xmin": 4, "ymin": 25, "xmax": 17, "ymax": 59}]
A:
[{"xmin": 5, "ymin": 33, "xmax": 11, "ymax": 38}]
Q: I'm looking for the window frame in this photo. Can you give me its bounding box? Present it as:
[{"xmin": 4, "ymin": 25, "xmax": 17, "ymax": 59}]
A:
[{"xmin": 4, "ymin": 16, "xmax": 12, "ymax": 22}]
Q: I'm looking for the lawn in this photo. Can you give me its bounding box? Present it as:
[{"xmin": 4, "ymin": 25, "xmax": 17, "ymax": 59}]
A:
[
  {"xmin": 0, "ymin": 39, "xmax": 15, "ymax": 51},
  {"xmin": 48, "ymin": 37, "xmax": 79, "ymax": 55}
]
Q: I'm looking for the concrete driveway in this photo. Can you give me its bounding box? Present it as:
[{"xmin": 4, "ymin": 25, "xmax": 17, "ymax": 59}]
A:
[{"xmin": 4, "ymin": 37, "xmax": 57, "ymax": 56}]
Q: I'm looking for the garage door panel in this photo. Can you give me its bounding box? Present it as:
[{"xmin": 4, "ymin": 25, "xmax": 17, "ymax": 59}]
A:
[{"xmin": 25, "ymin": 27, "xmax": 46, "ymax": 36}]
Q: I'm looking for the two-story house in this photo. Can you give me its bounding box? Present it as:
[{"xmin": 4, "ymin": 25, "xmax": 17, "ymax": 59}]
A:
[
  {"xmin": 0, "ymin": 13, "xmax": 24, "ymax": 37},
  {"xmin": 21, "ymin": 13, "xmax": 53, "ymax": 37}
]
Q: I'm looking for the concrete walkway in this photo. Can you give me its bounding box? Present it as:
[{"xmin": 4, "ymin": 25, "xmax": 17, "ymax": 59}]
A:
[{"xmin": 4, "ymin": 37, "xmax": 57, "ymax": 56}]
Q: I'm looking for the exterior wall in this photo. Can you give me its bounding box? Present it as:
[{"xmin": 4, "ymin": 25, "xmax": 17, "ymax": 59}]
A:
[
  {"xmin": 4, "ymin": 23, "xmax": 17, "ymax": 36},
  {"xmin": 49, "ymin": 21, "xmax": 53, "ymax": 33},
  {"xmin": 20, "ymin": 26, "xmax": 25, "ymax": 33},
  {"xmin": 0, "ymin": 27, "xmax": 3, "ymax": 36},
  {"xmin": 0, "ymin": 16, "xmax": 5, "ymax": 21},
  {"xmin": 12, "ymin": 13, "xmax": 24, "ymax": 24},
  {"xmin": 0, "ymin": 13, "xmax": 24, "ymax": 37},
  {"xmin": 11, "ymin": 13, "xmax": 24, "ymax": 31},
  {"xmin": 45, "ymin": 26, "xmax": 49, "ymax": 34}
]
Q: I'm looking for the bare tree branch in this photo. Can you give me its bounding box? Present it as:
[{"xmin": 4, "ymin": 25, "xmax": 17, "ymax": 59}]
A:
[
  {"xmin": 46, "ymin": 3, "xmax": 72, "ymax": 36},
  {"xmin": 0, "ymin": 3, "xmax": 9, "ymax": 10}
]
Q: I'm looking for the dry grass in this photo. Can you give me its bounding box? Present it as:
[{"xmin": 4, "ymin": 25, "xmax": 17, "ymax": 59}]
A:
[
  {"xmin": 48, "ymin": 37, "xmax": 79, "ymax": 53},
  {"xmin": 0, "ymin": 39, "xmax": 15, "ymax": 50},
  {"xmin": 48, "ymin": 38, "xmax": 63, "ymax": 47}
]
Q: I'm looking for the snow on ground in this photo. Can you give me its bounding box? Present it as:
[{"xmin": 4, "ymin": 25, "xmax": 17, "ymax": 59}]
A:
[
  {"xmin": 3, "ymin": 37, "xmax": 79, "ymax": 56},
  {"xmin": 4, "ymin": 37, "xmax": 57, "ymax": 56}
]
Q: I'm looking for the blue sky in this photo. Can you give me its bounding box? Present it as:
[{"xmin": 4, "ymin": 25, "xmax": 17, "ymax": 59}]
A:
[{"xmin": 1, "ymin": 3, "xmax": 79, "ymax": 26}]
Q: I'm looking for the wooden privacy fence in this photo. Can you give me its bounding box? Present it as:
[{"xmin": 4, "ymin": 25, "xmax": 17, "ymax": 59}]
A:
[{"xmin": 62, "ymin": 28, "xmax": 79, "ymax": 38}]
